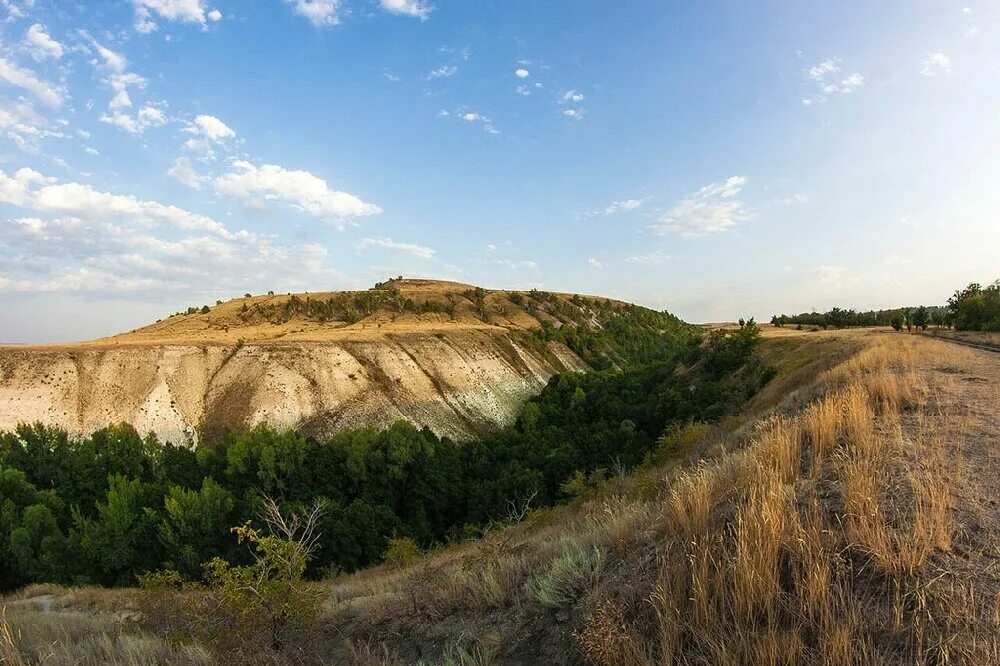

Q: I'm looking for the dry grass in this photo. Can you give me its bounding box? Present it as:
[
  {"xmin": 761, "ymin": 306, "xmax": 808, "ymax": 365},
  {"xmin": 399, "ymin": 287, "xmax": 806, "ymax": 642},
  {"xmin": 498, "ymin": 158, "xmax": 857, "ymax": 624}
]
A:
[{"xmin": 0, "ymin": 607, "xmax": 209, "ymax": 665}]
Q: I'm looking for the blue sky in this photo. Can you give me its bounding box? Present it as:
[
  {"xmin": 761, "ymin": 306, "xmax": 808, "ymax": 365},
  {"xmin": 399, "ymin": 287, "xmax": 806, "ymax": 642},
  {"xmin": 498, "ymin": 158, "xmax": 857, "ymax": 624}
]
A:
[{"xmin": 0, "ymin": 1, "xmax": 997, "ymax": 342}]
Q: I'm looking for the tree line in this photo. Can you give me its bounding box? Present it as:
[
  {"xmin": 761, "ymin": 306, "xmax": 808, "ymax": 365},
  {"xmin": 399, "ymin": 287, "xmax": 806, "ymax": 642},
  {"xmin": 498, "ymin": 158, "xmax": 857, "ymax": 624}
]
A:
[
  {"xmin": 770, "ymin": 278, "xmax": 1000, "ymax": 332},
  {"xmin": 0, "ymin": 320, "xmax": 771, "ymax": 591}
]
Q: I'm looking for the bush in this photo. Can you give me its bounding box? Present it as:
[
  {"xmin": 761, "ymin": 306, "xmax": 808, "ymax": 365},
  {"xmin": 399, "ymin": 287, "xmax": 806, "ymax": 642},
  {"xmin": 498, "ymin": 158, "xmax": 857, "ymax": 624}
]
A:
[
  {"xmin": 382, "ymin": 536, "xmax": 420, "ymax": 569},
  {"xmin": 530, "ymin": 542, "xmax": 603, "ymax": 608}
]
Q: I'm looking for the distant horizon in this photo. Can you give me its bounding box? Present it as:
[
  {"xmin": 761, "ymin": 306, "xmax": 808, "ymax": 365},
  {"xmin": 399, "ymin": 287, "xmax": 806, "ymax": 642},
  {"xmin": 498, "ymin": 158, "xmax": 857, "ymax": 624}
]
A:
[
  {"xmin": 0, "ymin": 273, "xmax": 982, "ymax": 346},
  {"xmin": 1, "ymin": 1, "xmax": 997, "ymax": 343}
]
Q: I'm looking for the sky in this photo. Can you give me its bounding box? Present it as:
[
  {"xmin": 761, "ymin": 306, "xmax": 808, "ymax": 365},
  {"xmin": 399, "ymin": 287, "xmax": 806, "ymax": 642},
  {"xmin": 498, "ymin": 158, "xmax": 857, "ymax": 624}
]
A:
[{"xmin": 0, "ymin": 1, "xmax": 997, "ymax": 342}]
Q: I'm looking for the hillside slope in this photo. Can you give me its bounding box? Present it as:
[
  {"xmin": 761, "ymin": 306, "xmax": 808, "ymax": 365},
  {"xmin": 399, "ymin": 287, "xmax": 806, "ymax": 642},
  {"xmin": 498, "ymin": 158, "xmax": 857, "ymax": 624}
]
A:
[
  {"xmin": 4, "ymin": 331, "xmax": 995, "ymax": 665},
  {"xmin": 0, "ymin": 279, "xmax": 685, "ymax": 443}
]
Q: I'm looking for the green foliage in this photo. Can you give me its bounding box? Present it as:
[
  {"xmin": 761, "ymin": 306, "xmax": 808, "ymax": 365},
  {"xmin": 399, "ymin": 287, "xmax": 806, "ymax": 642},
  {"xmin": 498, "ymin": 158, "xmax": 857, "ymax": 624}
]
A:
[
  {"xmin": 205, "ymin": 514, "xmax": 321, "ymax": 651},
  {"xmin": 158, "ymin": 478, "xmax": 235, "ymax": 579},
  {"xmin": 382, "ymin": 536, "xmax": 420, "ymax": 569},
  {"xmin": 771, "ymin": 305, "xmax": 948, "ymax": 329},
  {"xmin": 948, "ymin": 280, "xmax": 1000, "ymax": 331}
]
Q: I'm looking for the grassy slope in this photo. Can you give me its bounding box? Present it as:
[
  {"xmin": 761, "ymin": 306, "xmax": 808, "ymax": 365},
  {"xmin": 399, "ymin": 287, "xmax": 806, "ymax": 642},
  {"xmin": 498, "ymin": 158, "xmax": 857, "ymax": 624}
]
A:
[{"xmin": 3, "ymin": 331, "xmax": 998, "ymax": 664}]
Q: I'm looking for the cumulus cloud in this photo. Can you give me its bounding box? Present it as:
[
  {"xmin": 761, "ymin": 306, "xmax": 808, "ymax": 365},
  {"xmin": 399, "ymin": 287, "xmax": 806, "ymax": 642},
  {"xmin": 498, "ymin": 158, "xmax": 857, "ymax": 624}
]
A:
[
  {"xmin": 920, "ymin": 52, "xmax": 951, "ymax": 77},
  {"xmin": 515, "ymin": 68, "xmax": 529, "ymax": 78},
  {"xmin": 562, "ymin": 89, "xmax": 584, "ymax": 103},
  {"xmin": 100, "ymin": 104, "xmax": 167, "ymax": 134},
  {"xmin": 649, "ymin": 176, "xmax": 752, "ymax": 236},
  {"xmin": 0, "ymin": 167, "xmax": 231, "ymax": 237},
  {"xmin": 562, "ymin": 108, "xmax": 583, "ymax": 120},
  {"xmin": 182, "ymin": 114, "xmax": 236, "ymax": 158},
  {"xmin": 0, "ymin": 212, "xmax": 340, "ymax": 296},
  {"xmin": 358, "ymin": 236, "xmax": 435, "ymax": 258},
  {"xmin": 132, "ymin": 0, "xmax": 221, "ymax": 33},
  {"xmin": 0, "ymin": 170, "xmax": 347, "ymax": 294},
  {"xmin": 214, "ymin": 161, "xmax": 381, "ymax": 225},
  {"xmin": 23, "ymin": 24, "xmax": 64, "ymax": 61},
  {"xmin": 380, "ymin": 0, "xmax": 432, "ymax": 20},
  {"xmin": 0, "ymin": 58, "xmax": 63, "ymax": 107},
  {"xmin": 285, "ymin": 0, "xmax": 341, "ymax": 27},
  {"xmin": 587, "ymin": 257, "xmax": 604, "ymax": 269}
]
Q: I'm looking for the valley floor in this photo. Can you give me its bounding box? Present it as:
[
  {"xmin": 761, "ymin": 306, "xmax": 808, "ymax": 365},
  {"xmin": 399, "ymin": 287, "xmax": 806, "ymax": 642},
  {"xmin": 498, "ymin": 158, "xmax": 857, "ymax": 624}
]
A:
[{"xmin": 2, "ymin": 331, "xmax": 998, "ymax": 665}]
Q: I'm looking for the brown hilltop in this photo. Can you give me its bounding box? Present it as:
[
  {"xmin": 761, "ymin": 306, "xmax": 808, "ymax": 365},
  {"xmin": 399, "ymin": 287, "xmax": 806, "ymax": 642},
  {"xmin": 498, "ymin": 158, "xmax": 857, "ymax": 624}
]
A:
[{"xmin": 87, "ymin": 278, "xmax": 617, "ymax": 348}]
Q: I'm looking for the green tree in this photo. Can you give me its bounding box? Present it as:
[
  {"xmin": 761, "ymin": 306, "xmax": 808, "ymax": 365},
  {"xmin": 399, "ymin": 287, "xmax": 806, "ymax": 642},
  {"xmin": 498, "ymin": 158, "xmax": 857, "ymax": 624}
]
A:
[
  {"xmin": 73, "ymin": 475, "xmax": 160, "ymax": 586},
  {"xmin": 159, "ymin": 478, "xmax": 236, "ymax": 579}
]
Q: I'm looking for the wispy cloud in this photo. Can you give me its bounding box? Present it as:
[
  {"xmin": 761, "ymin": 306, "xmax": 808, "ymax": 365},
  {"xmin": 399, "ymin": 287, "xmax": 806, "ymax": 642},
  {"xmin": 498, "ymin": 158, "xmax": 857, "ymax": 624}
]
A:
[
  {"xmin": 649, "ymin": 176, "xmax": 752, "ymax": 236},
  {"xmin": 358, "ymin": 236, "xmax": 435, "ymax": 258},
  {"xmin": 920, "ymin": 52, "xmax": 951, "ymax": 77},
  {"xmin": 427, "ymin": 65, "xmax": 457, "ymax": 79}
]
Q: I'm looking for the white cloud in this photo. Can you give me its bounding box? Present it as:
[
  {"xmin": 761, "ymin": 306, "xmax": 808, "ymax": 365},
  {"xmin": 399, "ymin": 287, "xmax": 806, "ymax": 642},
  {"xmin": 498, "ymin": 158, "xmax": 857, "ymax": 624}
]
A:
[
  {"xmin": 132, "ymin": 0, "xmax": 219, "ymax": 33},
  {"xmin": 358, "ymin": 236, "xmax": 435, "ymax": 258},
  {"xmin": 427, "ymin": 65, "xmax": 457, "ymax": 79},
  {"xmin": 515, "ymin": 68, "xmax": 529, "ymax": 78},
  {"xmin": 0, "ymin": 212, "xmax": 341, "ymax": 297},
  {"xmin": 650, "ymin": 175, "xmax": 752, "ymax": 236},
  {"xmin": 285, "ymin": 0, "xmax": 341, "ymax": 27},
  {"xmin": 813, "ymin": 265, "xmax": 847, "ymax": 287},
  {"xmin": 0, "ymin": 97, "xmax": 67, "ymax": 152},
  {"xmin": 380, "ymin": 0, "xmax": 432, "ymax": 20},
  {"xmin": 23, "ymin": 24, "xmax": 64, "ymax": 61},
  {"xmin": 214, "ymin": 161, "xmax": 381, "ymax": 225},
  {"xmin": 626, "ymin": 249, "xmax": 671, "ymax": 265},
  {"xmin": 0, "ymin": 58, "xmax": 63, "ymax": 107},
  {"xmin": 0, "ymin": 167, "xmax": 231, "ymax": 237},
  {"xmin": 803, "ymin": 58, "xmax": 864, "ymax": 105},
  {"xmin": 808, "ymin": 59, "xmax": 839, "ymax": 80},
  {"xmin": 920, "ymin": 52, "xmax": 951, "ymax": 77},
  {"xmin": 562, "ymin": 108, "xmax": 583, "ymax": 119},
  {"xmin": 167, "ymin": 156, "xmax": 206, "ymax": 189},
  {"xmin": 84, "ymin": 146, "xmax": 99, "ymax": 156},
  {"xmin": 182, "ymin": 114, "xmax": 235, "ymax": 158},
  {"xmin": 587, "ymin": 258, "xmax": 604, "ymax": 269},
  {"xmin": 602, "ymin": 198, "xmax": 641, "ymax": 215},
  {"xmin": 562, "ymin": 89, "xmax": 584, "ymax": 103},
  {"xmin": 90, "ymin": 40, "xmax": 129, "ymax": 73},
  {"xmin": 452, "ymin": 109, "xmax": 498, "ymax": 134},
  {"xmin": 100, "ymin": 104, "xmax": 167, "ymax": 134},
  {"xmin": 515, "ymin": 84, "xmax": 531, "ymax": 96},
  {"xmin": 187, "ymin": 114, "xmax": 235, "ymax": 141}
]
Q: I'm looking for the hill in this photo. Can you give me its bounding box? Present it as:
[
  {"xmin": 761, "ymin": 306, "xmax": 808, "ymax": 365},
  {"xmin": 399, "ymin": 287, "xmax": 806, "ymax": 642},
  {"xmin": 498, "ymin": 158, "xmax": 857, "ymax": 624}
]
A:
[
  {"xmin": 3, "ymin": 330, "xmax": 995, "ymax": 664},
  {"xmin": 0, "ymin": 279, "xmax": 692, "ymax": 443}
]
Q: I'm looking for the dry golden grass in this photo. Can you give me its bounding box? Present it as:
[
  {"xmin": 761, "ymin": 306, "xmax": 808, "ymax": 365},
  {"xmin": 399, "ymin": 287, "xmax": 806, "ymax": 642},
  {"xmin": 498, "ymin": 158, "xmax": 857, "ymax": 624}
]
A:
[{"xmin": 572, "ymin": 334, "xmax": 979, "ymax": 665}]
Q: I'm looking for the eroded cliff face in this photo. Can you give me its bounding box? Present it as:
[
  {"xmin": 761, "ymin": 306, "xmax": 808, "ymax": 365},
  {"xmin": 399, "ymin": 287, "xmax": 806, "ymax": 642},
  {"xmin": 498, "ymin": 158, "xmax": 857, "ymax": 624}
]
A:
[{"xmin": 0, "ymin": 331, "xmax": 586, "ymax": 444}]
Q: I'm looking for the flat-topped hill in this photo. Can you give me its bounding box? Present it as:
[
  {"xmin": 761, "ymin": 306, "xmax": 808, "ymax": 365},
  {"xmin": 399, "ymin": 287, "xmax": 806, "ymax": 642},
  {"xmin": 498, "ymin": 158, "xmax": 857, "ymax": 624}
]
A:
[{"xmin": 87, "ymin": 279, "xmax": 627, "ymax": 347}]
